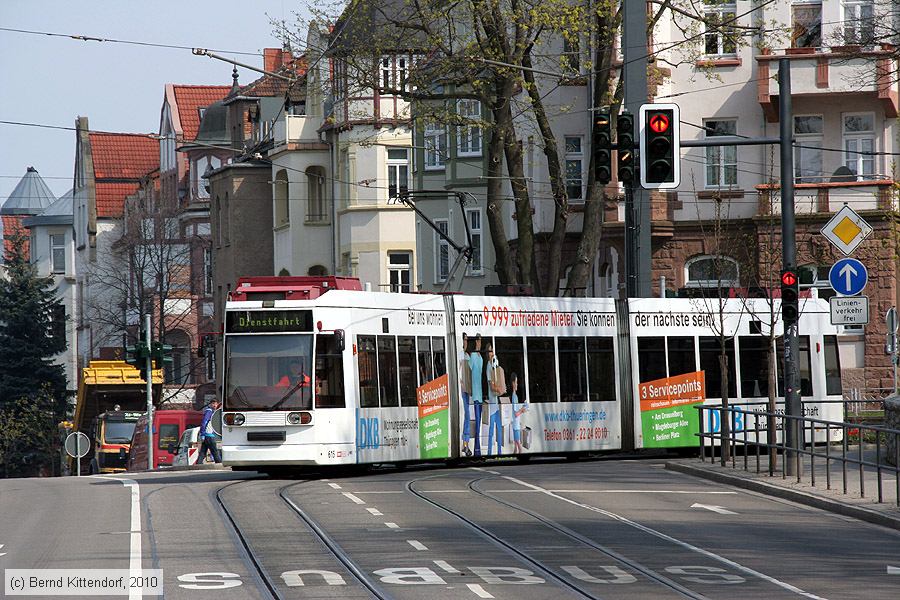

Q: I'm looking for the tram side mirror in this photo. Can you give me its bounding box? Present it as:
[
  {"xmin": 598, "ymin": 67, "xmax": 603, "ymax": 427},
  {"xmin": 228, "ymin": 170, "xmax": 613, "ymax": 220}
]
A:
[
  {"xmin": 167, "ymin": 443, "xmax": 177, "ymax": 455},
  {"xmin": 334, "ymin": 329, "xmax": 345, "ymax": 352}
]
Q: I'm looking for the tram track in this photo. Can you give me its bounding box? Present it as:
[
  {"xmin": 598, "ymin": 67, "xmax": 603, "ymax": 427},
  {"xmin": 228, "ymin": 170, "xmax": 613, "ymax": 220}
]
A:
[
  {"xmin": 406, "ymin": 472, "xmax": 708, "ymax": 600},
  {"xmin": 215, "ymin": 477, "xmax": 389, "ymax": 600}
]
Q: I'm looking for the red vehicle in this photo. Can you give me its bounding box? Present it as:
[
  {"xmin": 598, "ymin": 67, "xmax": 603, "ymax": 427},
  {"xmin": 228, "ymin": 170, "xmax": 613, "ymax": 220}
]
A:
[{"xmin": 127, "ymin": 409, "xmax": 203, "ymax": 470}]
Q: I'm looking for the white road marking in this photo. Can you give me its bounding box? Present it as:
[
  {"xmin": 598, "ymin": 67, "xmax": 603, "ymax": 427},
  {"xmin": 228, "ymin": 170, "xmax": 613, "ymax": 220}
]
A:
[
  {"xmin": 98, "ymin": 477, "xmax": 142, "ymax": 600},
  {"xmin": 385, "ymin": 522, "xmax": 400, "ymax": 529},
  {"xmin": 486, "ymin": 470, "xmax": 501, "ymax": 475},
  {"xmin": 434, "ymin": 560, "xmax": 461, "ymax": 574},
  {"xmin": 0, "ymin": 543, "xmax": 5, "ymax": 556},
  {"xmin": 366, "ymin": 508, "xmax": 384, "ymax": 516},
  {"xmin": 888, "ymin": 566, "xmax": 900, "ymax": 575},
  {"xmin": 328, "ymin": 483, "xmax": 342, "ymax": 490},
  {"xmin": 352, "ymin": 490, "xmax": 403, "ymax": 494},
  {"xmin": 502, "ymin": 475, "xmax": 828, "ymax": 600},
  {"xmin": 467, "ymin": 583, "xmax": 494, "ymax": 598},
  {"xmin": 342, "ymin": 492, "xmax": 365, "ymax": 505},
  {"xmin": 473, "ymin": 489, "xmax": 738, "ymax": 494},
  {"xmin": 691, "ymin": 503, "xmax": 738, "ymax": 515},
  {"xmin": 407, "ymin": 540, "xmax": 428, "ymax": 551}
]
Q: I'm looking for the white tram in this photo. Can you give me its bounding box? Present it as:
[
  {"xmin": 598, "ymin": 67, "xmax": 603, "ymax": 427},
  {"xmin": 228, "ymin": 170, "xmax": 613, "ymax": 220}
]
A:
[{"xmin": 220, "ymin": 277, "xmax": 845, "ymax": 468}]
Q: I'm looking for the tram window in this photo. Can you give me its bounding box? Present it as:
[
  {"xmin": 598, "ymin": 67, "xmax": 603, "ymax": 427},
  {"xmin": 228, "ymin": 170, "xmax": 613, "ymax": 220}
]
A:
[
  {"xmin": 316, "ymin": 334, "xmax": 345, "ymax": 408},
  {"xmin": 378, "ymin": 336, "xmax": 399, "ymax": 407},
  {"xmin": 559, "ymin": 338, "xmax": 588, "ymax": 402},
  {"xmin": 357, "ymin": 335, "xmax": 379, "ymax": 408},
  {"xmin": 417, "ymin": 336, "xmax": 433, "ymax": 384},
  {"xmin": 637, "ymin": 337, "xmax": 667, "ymax": 383},
  {"xmin": 667, "ymin": 337, "xmax": 696, "ymax": 376},
  {"xmin": 527, "ymin": 337, "xmax": 558, "ymax": 403},
  {"xmin": 398, "ymin": 336, "xmax": 418, "ymax": 407},
  {"xmin": 738, "ymin": 336, "xmax": 771, "ymax": 398},
  {"xmin": 776, "ymin": 335, "xmax": 813, "ymax": 397},
  {"xmin": 587, "ymin": 337, "xmax": 615, "ymax": 402},
  {"xmin": 495, "ymin": 336, "xmax": 525, "ymax": 402},
  {"xmin": 432, "ymin": 336, "xmax": 447, "ymax": 377},
  {"xmin": 824, "ymin": 335, "xmax": 842, "ymax": 395},
  {"xmin": 699, "ymin": 337, "xmax": 737, "ymax": 399}
]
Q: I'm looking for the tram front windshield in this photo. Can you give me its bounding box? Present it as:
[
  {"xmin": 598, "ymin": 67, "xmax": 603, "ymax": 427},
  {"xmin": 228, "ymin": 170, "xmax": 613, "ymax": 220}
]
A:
[{"xmin": 225, "ymin": 334, "xmax": 314, "ymax": 411}]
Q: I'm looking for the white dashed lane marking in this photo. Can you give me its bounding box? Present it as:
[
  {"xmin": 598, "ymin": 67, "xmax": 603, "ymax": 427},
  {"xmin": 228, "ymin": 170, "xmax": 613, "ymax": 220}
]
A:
[
  {"xmin": 342, "ymin": 493, "xmax": 365, "ymax": 505},
  {"xmin": 407, "ymin": 540, "xmax": 428, "ymax": 551},
  {"xmin": 328, "ymin": 483, "xmax": 342, "ymax": 490},
  {"xmin": 467, "ymin": 583, "xmax": 494, "ymax": 598},
  {"xmin": 385, "ymin": 522, "xmax": 399, "ymax": 529},
  {"xmin": 366, "ymin": 508, "xmax": 384, "ymax": 516}
]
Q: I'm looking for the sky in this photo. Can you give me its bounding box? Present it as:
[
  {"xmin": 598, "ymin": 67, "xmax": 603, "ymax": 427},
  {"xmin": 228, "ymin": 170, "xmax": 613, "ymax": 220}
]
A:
[{"xmin": 0, "ymin": 0, "xmax": 312, "ymax": 204}]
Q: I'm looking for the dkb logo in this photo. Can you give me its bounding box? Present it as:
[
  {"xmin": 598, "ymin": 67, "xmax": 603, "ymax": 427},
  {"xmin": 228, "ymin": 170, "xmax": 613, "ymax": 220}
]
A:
[{"xmin": 358, "ymin": 417, "xmax": 379, "ymax": 450}]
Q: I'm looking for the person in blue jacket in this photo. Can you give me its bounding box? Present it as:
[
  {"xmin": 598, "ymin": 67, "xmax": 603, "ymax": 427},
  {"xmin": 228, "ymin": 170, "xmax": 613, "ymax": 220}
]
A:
[
  {"xmin": 197, "ymin": 399, "xmax": 221, "ymax": 464},
  {"xmin": 468, "ymin": 334, "xmax": 484, "ymax": 456}
]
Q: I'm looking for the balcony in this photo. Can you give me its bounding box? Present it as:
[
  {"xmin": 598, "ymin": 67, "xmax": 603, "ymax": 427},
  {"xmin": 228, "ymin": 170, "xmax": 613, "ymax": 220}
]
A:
[
  {"xmin": 756, "ymin": 46, "xmax": 898, "ymax": 122},
  {"xmin": 273, "ymin": 115, "xmax": 328, "ymax": 148}
]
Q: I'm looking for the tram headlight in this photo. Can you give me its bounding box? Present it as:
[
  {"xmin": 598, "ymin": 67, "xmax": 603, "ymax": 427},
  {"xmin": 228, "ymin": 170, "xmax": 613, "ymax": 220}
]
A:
[
  {"xmin": 224, "ymin": 413, "xmax": 245, "ymax": 426},
  {"xmin": 287, "ymin": 412, "xmax": 301, "ymax": 425}
]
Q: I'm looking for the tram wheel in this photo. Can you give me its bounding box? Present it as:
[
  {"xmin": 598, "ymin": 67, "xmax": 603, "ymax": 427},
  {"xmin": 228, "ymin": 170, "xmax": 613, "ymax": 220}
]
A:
[
  {"xmin": 565, "ymin": 454, "xmax": 579, "ymax": 462},
  {"xmin": 516, "ymin": 454, "xmax": 531, "ymax": 463}
]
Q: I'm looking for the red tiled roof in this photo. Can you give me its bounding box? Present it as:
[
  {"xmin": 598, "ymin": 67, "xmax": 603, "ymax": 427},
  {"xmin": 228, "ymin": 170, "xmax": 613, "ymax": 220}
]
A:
[
  {"xmin": 96, "ymin": 183, "xmax": 141, "ymax": 218},
  {"xmin": 89, "ymin": 133, "xmax": 160, "ymax": 180},
  {"xmin": 171, "ymin": 85, "xmax": 231, "ymax": 141}
]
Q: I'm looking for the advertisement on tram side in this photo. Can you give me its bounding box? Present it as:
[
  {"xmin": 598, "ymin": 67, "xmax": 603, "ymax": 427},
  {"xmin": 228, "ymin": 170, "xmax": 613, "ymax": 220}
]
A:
[
  {"xmin": 417, "ymin": 374, "xmax": 451, "ymax": 459},
  {"xmin": 639, "ymin": 371, "xmax": 706, "ymax": 448},
  {"xmin": 452, "ymin": 295, "xmax": 622, "ymax": 456}
]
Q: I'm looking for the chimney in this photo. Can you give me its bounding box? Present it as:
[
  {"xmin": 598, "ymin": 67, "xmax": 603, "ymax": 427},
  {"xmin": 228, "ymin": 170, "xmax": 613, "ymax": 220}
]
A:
[{"xmin": 264, "ymin": 48, "xmax": 281, "ymax": 73}]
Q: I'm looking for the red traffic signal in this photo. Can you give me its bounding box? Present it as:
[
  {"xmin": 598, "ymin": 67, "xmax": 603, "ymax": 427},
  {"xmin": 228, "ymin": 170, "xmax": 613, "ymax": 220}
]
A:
[
  {"xmin": 781, "ymin": 271, "xmax": 797, "ymax": 286},
  {"xmin": 648, "ymin": 112, "xmax": 670, "ymax": 133}
]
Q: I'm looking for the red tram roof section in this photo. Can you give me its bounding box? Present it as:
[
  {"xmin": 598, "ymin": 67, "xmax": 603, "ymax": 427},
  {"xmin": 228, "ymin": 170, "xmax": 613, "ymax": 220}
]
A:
[{"xmin": 229, "ymin": 276, "xmax": 363, "ymax": 301}]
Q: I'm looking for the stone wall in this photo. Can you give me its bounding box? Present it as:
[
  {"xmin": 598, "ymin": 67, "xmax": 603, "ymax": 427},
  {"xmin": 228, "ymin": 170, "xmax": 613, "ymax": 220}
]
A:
[{"xmin": 886, "ymin": 396, "xmax": 900, "ymax": 467}]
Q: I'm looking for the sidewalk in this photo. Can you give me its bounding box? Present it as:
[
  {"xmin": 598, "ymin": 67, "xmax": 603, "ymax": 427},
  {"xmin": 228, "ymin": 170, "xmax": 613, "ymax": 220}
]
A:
[{"xmin": 666, "ymin": 444, "xmax": 900, "ymax": 531}]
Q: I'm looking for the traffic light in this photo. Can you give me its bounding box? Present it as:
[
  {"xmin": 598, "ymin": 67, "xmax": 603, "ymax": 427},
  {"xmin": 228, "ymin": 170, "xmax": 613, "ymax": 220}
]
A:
[
  {"xmin": 125, "ymin": 341, "xmax": 149, "ymax": 366},
  {"xmin": 594, "ymin": 109, "xmax": 612, "ymax": 185},
  {"xmin": 151, "ymin": 341, "xmax": 174, "ymax": 370},
  {"xmin": 639, "ymin": 103, "xmax": 681, "ymax": 189},
  {"xmin": 616, "ymin": 111, "xmax": 636, "ymax": 186},
  {"xmin": 781, "ymin": 269, "xmax": 799, "ymax": 326}
]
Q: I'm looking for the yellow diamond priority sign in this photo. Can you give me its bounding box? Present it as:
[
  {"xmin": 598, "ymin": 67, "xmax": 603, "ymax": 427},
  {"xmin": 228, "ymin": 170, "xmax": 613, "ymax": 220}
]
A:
[{"xmin": 821, "ymin": 205, "xmax": 872, "ymax": 255}]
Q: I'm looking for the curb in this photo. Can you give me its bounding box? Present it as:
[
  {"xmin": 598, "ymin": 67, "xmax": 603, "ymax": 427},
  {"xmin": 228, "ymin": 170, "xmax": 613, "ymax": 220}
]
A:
[{"xmin": 665, "ymin": 461, "xmax": 900, "ymax": 532}]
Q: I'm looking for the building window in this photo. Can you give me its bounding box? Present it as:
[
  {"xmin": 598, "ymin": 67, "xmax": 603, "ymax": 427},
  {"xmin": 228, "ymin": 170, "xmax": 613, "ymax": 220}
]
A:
[
  {"xmin": 424, "ymin": 122, "xmax": 446, "ymax": 169},
  {"xmin": 435, "ymin": 218, "xmax": 450, "ymax": 282},
  {"xmin": 685, "ymin": 255, "xmax": 739, "ymax": 288},
  {"xmin": 794, "ymin": 115, "xmax": 823, "ymax": 184},
  {"xmin": 397, "ymin": 57, "xmax": 408, "ymax": 92},
  {"xmin": 843, "ymin": 113, "xmax": 875, "ymax": 180},
  {"xmin": 704, "ymin": 119, "xmax": 737, "ymax": 187},
  {"xmin": 843, "ymin": 1, "xmax": 875, "ymax": 46},
  {"xmin": 49, "ymin": 233, "xmax": 65, "ymax": 273},
  {"xmin": 274, "ymin": 170, "xmax": 289, "ymax": 227},
  {"xmin": 565, "ymin": 136, "xmax": 584, "ymax": 201},
  {"xmin": 388, "ymin": 252, "xmax": 412, "ymax": 293},
  {"xmin": 204, "ymin": 248, "xmax": 213, "ymax": 296},
  {"xmin": 563, "ymin": 35, "xmax": 581, "ymax": 74},
  {"xmin": 381, "ymin": 56, "xmax": 392, "ymax": 91},
  {"xmin": 704, "ymin": 1, "xmax": 737, "ymax": 55},
  {"xmin": 465, "ymin": 208, "xmax": 483, "ymax": 275},
  {"xmin": 792, "ymin": 1, "xmax": 822, "ymax": 48},
  {"xmin": 456, "ymin": 100, "xmax": 482, "ymax": 157},
  {"xmin": 307, "ymin": 166, "xmax": 327, "ymax": 222},
  {"xmin": 386, "ymin": 148, "xmax": 409, "ymax": 201}
]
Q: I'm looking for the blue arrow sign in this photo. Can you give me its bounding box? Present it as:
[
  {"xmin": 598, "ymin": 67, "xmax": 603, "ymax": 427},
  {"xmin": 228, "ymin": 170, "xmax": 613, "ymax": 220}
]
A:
[{"xmin": 829, "ymin": 257, "xmax": 867, "ymax": 296}]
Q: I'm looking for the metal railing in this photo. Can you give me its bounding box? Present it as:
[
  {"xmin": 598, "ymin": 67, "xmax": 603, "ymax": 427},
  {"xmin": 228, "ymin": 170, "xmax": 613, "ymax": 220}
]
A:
[{"xmin": 696, "ymin": 404, "xmax": 900, "ymax": 505}]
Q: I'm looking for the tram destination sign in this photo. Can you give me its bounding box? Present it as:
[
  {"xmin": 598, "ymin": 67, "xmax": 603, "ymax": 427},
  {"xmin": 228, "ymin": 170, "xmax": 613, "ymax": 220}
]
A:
[{"xmin": 226, "ymin": 310, "xmax": 314, "ymax": 333}]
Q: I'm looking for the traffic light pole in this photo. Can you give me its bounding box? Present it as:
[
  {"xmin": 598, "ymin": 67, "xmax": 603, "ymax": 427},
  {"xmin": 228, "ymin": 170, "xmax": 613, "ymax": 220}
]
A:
[
  {"xmin": 623, "ymin": 0, "xmax": 651, "ymax": 298},
  {"xmin": 144, "ymin": 313, "xmax": 154, "ymax": 471},
  {"xmin": 778, "ymin": 59, "xmax": 801, "ymax": 477}
]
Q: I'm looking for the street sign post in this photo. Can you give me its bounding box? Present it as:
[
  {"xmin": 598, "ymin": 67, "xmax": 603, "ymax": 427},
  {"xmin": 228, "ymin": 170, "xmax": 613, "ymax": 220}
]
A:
[
  {"xmin": 821, "ymin": 205, "xmax": 873, "ymax": 255},
  {"xmin": 828, "ymin": 257, "xmax": 867, "ymax": 296},
  {"xmin": 830, "ymin": 296, "xmax": 869, "ymax": 325},
  {"xmin": 64, "ymin": 431, "xmax": 90, "ymax": 477}
]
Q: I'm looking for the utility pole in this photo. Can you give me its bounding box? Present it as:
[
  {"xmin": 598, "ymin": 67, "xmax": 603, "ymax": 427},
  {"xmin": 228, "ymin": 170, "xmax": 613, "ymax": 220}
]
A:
[
  {"xmin": 144, "ymin": 313, "xmax": 154, "ymax": 471},
  {"xmin": 778, "ymin": 59, "xmax": 801, "ymax": 477},
  {"xmin": 623, "ymin": 0, "xmax": 651, "ymax": 298}
]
